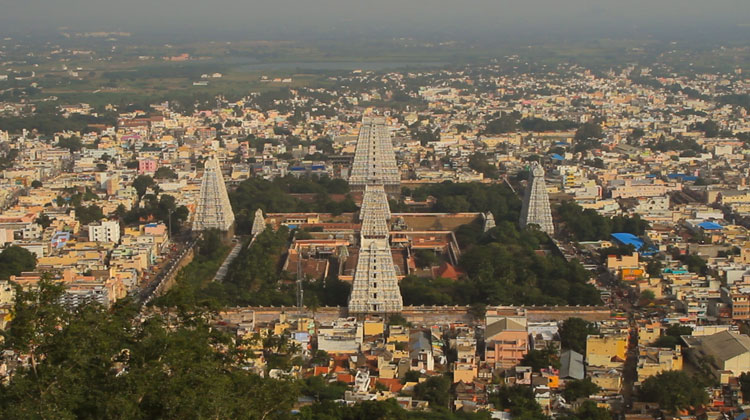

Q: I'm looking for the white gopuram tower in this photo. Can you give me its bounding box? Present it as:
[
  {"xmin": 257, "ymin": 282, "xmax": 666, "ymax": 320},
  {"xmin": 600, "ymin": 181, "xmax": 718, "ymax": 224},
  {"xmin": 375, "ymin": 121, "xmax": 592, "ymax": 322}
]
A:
[
  {"xmin": 251, "ymin": 208, "xmax": 266, "ymax": 237},
  {"xmin": 519, "ymin": 162, "xmax": 554, "ymax": 235},
  {"xmin": 193, "ymin": 156, "xmax": 235, "ymax": 232},
  {"xmin": 349, "ymin": 117, "xmax": 400, "ymax": 195},
  {"xmin": 348, "ymin": 184, "xmax": 403, "ymax": 314},
  {"xmin": 483, "ymin": 212, "xmax": 496, "ymax": 232}
]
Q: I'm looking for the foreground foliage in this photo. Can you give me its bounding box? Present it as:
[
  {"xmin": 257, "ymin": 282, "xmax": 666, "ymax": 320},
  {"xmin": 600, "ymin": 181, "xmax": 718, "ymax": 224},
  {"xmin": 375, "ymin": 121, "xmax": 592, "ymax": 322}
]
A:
[{"xmin": 0, "ymin": 279, "xmax": 297, "ymax": 420}]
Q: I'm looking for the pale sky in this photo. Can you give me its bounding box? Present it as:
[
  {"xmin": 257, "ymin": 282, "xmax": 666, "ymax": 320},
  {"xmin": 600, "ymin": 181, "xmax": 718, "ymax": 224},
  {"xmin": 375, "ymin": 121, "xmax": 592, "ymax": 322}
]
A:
[{"xmin": 1, "ymin": 0, "xmax": 748, "ymax": 41}]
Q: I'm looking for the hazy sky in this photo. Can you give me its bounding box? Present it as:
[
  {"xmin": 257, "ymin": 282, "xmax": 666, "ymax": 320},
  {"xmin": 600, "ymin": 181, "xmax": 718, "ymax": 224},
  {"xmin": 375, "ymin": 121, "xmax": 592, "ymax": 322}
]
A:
[{"xmin": 2, "ymin": 0, "xmax": 749, "ymax": 42}]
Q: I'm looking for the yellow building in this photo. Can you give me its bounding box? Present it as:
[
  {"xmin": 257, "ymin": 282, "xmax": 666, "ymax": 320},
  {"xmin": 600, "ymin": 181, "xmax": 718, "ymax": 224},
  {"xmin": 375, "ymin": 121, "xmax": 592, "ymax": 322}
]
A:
[
  {"xmin": 364, "ymin": 319, "xmax": 385, "ymax": 336},
  {"xmin": 607, "ymin": 253, "xmax": 639, "ymax": 271},
  {"xmin": 388, "ymin": 325, "xmax": 410, "ymax": 344},
  {"xmin": 453, "ymin": 361, "xmax": 478, "ymax": 383},
  {"xmin": 636, "ymin": 346, "xmax": 683, "ymax": 381},
  {"xmin": 586, "ymin": 334, "xmax": 627, "ymax": 368},
  {"xmin": 588, "ymin": 369, "xmax": 622, "ymax": 393},
  {"xmin": 637, "ymin": 323, "xmax": 661, "ymax": 347}
]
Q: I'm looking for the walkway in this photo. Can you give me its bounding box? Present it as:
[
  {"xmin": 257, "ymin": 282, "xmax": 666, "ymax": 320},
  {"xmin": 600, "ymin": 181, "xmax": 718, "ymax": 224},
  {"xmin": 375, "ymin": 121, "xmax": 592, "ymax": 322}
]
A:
[{"xmin": 213, "ymin": 239, "xmax": 243, "ymax": 282}]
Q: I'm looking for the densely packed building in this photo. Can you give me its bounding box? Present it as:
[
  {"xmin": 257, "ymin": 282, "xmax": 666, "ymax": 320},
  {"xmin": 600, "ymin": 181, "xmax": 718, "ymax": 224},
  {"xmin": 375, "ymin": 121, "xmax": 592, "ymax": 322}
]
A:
[{"xmin": 2, "ymin": 57, "xmax": 750, "ymax": 417}]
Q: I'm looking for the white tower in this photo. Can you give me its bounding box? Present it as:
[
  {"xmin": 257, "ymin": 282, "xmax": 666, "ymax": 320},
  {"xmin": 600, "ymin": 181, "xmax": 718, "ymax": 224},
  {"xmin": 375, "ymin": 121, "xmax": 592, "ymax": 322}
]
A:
[
  {"xmin": 348, "ymin": 184, "xmax": 403, "ymax": 314},
  {"xmin": 251, "ymin": 208, "xmax": 266, "ymax": 237},
  {"xmin": 193, "ymin": 156, "xmax": 235, "ymax": 232},
  {"xmin": 519, "ymin": 162, "xmax": 554, "ymax": 235},
  {"xmin": 349, "ymin": 117, "xmax": 400, "ymax": 194}
]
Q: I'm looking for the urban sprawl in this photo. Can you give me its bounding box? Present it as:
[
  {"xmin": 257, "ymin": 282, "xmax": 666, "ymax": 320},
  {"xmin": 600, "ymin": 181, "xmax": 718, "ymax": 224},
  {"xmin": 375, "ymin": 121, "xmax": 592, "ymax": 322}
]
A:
[{"xmin": 2, "ymin": 54, "xmax": 750, "ymax": 419}]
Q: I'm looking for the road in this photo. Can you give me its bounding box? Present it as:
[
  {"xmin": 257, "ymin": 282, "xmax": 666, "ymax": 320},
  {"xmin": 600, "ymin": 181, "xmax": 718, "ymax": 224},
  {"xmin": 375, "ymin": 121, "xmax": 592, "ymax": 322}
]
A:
[{"xmin": 138, "ymin": 234, "xmax": 198, "ymax": 305}]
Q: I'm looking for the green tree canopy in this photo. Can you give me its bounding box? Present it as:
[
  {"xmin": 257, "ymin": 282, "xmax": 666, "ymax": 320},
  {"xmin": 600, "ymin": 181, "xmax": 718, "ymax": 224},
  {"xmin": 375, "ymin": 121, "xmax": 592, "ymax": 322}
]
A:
[
  {"xmin": 413, "ymin": 375, "xmax": 452, "ymax": 409},
  {"xmin": 0, "ymin": 246, "xmax": 37, "ymax": 280},
  {"xmin": 1, "ymin": 277, "xmax": 298, "ymax": 420},
  {"xmin": 132, "ymin": 175, "xmax": 155, "ymax": 197},
  {"xmin": 560, "ymin": 318, "xmax": 599, "ymax": 354},
  {"xmin": 639, "ymin": 371, "xmax": 709, "ymax": 413},
  {"xmin": 562, "ymin": 378, "xmax": 601, "ymax": 402},
  {"xmin": 154, "ymin": 166, "xmax": 178, "ymax": 179},
  {"xmin": 521, "ymin": 345, "xmax": 561, "ymax": 372}
]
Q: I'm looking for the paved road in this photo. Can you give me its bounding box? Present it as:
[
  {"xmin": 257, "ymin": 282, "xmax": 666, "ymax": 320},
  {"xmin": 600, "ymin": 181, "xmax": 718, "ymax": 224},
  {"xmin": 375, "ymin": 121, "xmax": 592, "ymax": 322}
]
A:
[{"xmin": 138, "ymin": 235, "xmax": 198, "ymax": 305}]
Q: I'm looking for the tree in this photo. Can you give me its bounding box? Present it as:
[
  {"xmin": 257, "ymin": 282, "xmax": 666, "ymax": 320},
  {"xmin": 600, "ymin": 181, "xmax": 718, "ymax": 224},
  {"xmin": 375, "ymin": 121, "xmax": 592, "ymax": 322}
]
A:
[
  {"xmin": 521, "ymin": 345, "xmax": 561, "ymax": 372},
  {"xmin": 562, "ymin": 378, "xmax": 600, "ymax": 402},
  {"xmin": 484, "ymin": 113, "xmax": 519, "ymax": 134},
  {"xmin": 154, "ymin": 166, "xmax": 178, "ymax": 179},
  {"xmin": 740, "ymin": 372, "xmax": 750, "ymax": 403},
  {"xmin": 652, "ymin": 324, "xmax": 692, "ymax": 348},
  {"xmin": 560, "ymin": 318, "xmax": 599, "ymax": 354},
  {"xmin": 1, "ymin": 279, "xmax": 299, "ymax": 419},
  {"xmin": 575, "ymin": 121, "xmax": 604, "ymax": 141},
  {"xmin": 300, "ymin": 375, "xmax": 347, "ymax": 402},
  {"xmin": 132, "ymin": 175, "xmax": 155, "ymax": 197},
  {"xmin": 413, "ymin": 375, "xmax": 452, "ymax": 409},
  {"xmin": 565, "ymin": 400, "xmax": 612, "ymax": 420},
  {"xmin": 414, "ymin": 249, "xmax": 440, "ymax": 269},
  {"xmin": 639, "ymin": 371, "xmax": 709, "ymax": 413},
  {"xmin": 0, "ymin": 246, "xmax": 37, "ymax": 279},
  {"xmin": 30, "ymin": 180, "xmax": 42, "ymax": 188},
  {"xmin": 640, "ymin": 290, "xmax": 655, "ymax": 305},
  {"xmin": 646, "ymin": 259, "xmax": 663, "ymax": 278},
  {"xmin": 488, "ymin": 385, "xmax": 546, "ymax": 420},
  {"xmin": 573, "ymin": 121, "xmax": 604, "ymax": 153},
  {"xmin": 35, "ymin": 213, "xmax": 52, "ymax": 229},
  {"xmin": 468, "ymin": 303, "xmax": 487, "ymax": 322},
  {"xmin": 681, "ymin": 254, "xmax": 707, "ymax": 276},
  {"xmin": 56, "ymin": 135, "xmax": 83, "ymax": 152},
  {"xmin": 388, "ymin": 313, "xmax": 410, "ymax": 327},
  {"xmin": 468, "ymin": 152, "xmax": 499, "ymax": 179},
  {"xmin": 74, "ymin": 204, "xmax": 104, "ymax": 225},
  {"xmin": 402, "ymin": 370, "xmax": 422, "ymax": 384}
]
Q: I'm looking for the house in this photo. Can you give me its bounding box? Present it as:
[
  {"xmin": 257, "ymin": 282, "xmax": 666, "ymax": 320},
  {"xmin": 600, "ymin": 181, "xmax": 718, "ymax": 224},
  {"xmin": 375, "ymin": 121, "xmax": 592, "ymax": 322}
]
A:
[
  {"xmin": 636, "ymin": 346, "xmax": 683, "ymax": 381},
  {"xmin": 683, "ymin": 331, "xmax": 750, "ymax": 378},
  {"xmin": 485, "ymin": 318, "xmax": 528, "ymax": 369},
  {"xmin": 409, "ymin": 330, "xmax": 434, "ymax": 372},
  {"xmin": 559, "ymin": 350, "xmax": 585, "ymax": 380},
  {"xmin": 586, "ymin": 334, "xmax": 627, "ymax": 368}
]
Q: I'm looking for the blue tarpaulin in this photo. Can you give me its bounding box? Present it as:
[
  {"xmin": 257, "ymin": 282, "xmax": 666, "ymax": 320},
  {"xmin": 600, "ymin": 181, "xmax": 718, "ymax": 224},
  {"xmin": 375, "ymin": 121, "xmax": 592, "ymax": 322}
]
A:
[
  {"xmin": 698, "ymin": 221, "xmax": 723, "ymax": 230},
  {"xmin": 611, "ymin": 233, "xmax": 644, "ymax": 251}
]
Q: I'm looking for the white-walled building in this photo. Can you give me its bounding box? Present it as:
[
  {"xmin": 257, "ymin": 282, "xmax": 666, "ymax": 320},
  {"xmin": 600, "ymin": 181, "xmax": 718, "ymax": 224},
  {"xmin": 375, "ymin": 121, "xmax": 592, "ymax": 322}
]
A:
[{"xmin": 88, "ymin": 220, "xmax": 121, "ymax": 243}]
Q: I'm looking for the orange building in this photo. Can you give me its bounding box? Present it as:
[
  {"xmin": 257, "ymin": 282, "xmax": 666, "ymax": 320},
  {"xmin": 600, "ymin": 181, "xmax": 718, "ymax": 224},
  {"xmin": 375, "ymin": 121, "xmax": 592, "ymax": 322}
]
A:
[{"xmin": 485, "ymin": 318, "xmax": 528, "ymax": 369}]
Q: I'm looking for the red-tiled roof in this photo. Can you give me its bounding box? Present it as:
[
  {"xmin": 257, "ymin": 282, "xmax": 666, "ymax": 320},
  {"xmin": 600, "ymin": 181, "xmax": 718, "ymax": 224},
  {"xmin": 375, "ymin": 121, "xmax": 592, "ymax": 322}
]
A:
[
  {"xmin": 374, "ymin": 378, "xmax": 403, "ymax": 393},
  {"xmin": 336, "ymin": 373, "xmax": 354, "ymax": 384},
  {"xmin": 434, "ymin": 262, "xmax": 463, "ymax": 280}
]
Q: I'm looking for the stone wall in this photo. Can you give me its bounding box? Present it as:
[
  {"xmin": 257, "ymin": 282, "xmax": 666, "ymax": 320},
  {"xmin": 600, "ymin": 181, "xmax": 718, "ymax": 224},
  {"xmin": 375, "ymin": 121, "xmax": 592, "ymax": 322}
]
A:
[{"xmin": 219, "ymin": 305, "xmax": 611, "ymax": 326}]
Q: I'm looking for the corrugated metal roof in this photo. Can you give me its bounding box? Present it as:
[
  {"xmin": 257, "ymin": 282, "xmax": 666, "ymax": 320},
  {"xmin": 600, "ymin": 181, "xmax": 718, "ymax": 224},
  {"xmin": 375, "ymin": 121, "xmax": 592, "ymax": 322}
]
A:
[{"xmin": 559, "ymin": 349, "xmax": 584, "ymax": 380}]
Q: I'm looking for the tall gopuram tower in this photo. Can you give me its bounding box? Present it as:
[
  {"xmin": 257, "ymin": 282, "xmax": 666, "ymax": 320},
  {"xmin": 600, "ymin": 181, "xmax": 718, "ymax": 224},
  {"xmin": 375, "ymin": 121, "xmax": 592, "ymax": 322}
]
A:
[
  {"xmin": 519, "ymin": 162, "xmax": 555, "ymax": 235},
  {"xmin": 193, "ymin": 156, "xmax": 235, "ymax": 233},
  {"xmin": 347, "ymin": 184, "xmax": 403, "ymax": 314},
  {"xmin": 349, "ymin": 117, "xmax": 400, "ymax": 195}
]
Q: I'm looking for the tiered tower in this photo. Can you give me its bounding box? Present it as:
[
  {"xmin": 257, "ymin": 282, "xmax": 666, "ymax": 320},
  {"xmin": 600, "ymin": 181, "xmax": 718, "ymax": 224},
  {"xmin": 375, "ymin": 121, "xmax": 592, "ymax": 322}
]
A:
[
  {"xmin": 348, "ymin": 184, "xmax": 403, "ymax": 314},
  {"xmin": 483, "ymin": 212, "xmax": 496, "ymax": 232},
  {"xmin": 519, "ymin": 162, "xmax": 554, "ymax": 235},
  {"xmin": 193, "ymin": 156, "xmax": 235, "ymax": 232},
  {"xmin": 349, "ymin": 117, "xmax": 400, "ymax": 194},
  {"xmin": 251, "ymin": 208, "xmax": 266, "ymax": 237}
]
